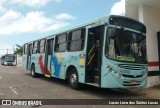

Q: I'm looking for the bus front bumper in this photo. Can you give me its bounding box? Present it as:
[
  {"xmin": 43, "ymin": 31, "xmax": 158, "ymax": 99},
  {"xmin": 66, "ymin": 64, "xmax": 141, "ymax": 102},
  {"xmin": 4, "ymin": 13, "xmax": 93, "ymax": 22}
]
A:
[{"xmin": 101, "ymin": 73, "xmax": 147, "ymax": 88}]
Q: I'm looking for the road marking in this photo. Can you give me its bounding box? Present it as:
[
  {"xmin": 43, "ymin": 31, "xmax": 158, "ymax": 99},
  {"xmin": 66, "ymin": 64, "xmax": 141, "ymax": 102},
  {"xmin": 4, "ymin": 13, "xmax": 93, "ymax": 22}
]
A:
[
  {"xmin": 0, "ymin": 76, "xmax": 2, "ymax": 79},
  {"xmin": 9, "ymin": 87, "xmax": 18, "ymax": 95}
]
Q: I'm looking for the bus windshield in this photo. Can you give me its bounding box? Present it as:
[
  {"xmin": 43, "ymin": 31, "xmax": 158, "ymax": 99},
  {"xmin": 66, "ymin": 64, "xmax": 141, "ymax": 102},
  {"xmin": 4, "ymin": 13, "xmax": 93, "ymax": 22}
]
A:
[
  {"xmin": 5, "ymin": 55, "xmax": 15, "ymax": 62},
  {"xmin": 106, "ymin": 27, "xmax": 147, "ymax": 63}
]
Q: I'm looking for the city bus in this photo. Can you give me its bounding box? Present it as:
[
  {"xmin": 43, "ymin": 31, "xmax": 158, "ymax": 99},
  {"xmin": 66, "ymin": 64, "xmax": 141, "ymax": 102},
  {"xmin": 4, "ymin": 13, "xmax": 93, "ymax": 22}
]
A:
[
  {"xmin": 22, "ymin": 15, "xmax": 147, "ymax": 89},
  {"xmin": 1, "ymin": 54, "xmax": 17, "ymax": 66}
]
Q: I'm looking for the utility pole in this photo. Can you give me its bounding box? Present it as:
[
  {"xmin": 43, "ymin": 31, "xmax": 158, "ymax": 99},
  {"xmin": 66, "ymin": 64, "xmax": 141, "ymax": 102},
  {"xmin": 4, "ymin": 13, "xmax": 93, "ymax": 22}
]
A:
[
  {"xmin": 13, "ymin": 45, "xmax": 14, "ymax": 54},
  {"xmin": 0, "ymin": 49, "xmax": 11, "ymax": 54}
]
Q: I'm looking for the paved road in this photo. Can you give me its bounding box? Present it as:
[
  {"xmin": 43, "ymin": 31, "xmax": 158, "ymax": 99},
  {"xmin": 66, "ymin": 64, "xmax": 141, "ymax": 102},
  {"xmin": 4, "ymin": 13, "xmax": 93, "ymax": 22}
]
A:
[{"xmin": 0, "ymin": 65, "xmax": 159, "ymax": 108}]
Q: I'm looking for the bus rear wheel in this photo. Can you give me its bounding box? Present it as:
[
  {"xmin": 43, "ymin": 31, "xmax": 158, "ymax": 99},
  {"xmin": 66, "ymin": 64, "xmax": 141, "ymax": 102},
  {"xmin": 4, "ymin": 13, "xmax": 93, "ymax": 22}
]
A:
[
  {"xmin": 68, "ymin": 69, "xmax": 80, "ymax": 89},
  {"xmin": 31, "ymin": 65, "xmax": 37, "ymax": 78}
]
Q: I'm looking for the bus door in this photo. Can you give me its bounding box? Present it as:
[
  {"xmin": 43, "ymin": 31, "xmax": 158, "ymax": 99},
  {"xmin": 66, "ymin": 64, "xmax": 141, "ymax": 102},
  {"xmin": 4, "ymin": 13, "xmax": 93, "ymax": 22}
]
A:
[
  {"xmin": 86, "ymin": 25, "xmax": 104, "ymax": 85},
  {"xmin": 45, "ymin": 38, "xmax": 54, "ymax": 77},
  {"xmin": 27, "ymin": 43, "xmax": 32, "ymax": 70}
]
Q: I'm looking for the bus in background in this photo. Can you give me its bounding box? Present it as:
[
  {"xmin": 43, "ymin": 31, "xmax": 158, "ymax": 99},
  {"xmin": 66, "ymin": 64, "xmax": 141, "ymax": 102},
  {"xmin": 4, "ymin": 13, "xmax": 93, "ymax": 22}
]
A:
[
  {"xmin": 1, "ymin": 54, "xmax": 17, "ymax": 66},
  {"xmin": 1, "ymin": 55, "xmax": 5, "ymax": 65},
  {"xmin": 22, "ymin": 15, "xmax": 147, "ymax": 89}
]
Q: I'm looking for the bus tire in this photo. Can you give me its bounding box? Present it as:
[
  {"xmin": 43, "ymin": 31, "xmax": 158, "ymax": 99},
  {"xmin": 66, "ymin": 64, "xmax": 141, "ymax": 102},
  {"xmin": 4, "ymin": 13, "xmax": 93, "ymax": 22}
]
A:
[
  {"xmin": 31, "ymin": 65, "xmax": 37, "ymax": 78},
  {"xmin": 68, "ymin": 69, "xmax": 80, "ymax": 89}
]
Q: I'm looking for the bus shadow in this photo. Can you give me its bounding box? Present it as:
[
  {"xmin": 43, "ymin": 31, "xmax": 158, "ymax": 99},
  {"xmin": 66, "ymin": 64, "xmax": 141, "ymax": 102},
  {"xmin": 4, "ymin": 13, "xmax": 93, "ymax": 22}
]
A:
[
  {"xmin": 81, "ymin": 85, "xmax": 147, "ymax": 99},
  {"xmin": 24, "ymin": 73, "xmax": 147, "ymax": 99},
  {"xmin": 25, "ymin": 73, "xmax": 68, "ymax": 87}
]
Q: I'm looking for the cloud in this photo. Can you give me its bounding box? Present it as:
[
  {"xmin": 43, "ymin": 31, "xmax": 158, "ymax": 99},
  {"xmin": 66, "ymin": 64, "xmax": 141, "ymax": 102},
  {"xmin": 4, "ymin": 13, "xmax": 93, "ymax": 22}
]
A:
[
  {"xmin": 0, "ymin": 0, "xmax": 7, "ymax": 14},
  {"xmin": 55, "ymin": 13, "xmax": 77, "ymax": 20},
  {"xmin": 0, "ymin": 10, "xmax": 75, "ymax": 35},
  {"xmin": 0, "ymin": 0, "xmax": 73, "ymax": 36},
  {"xmin": 110, "ymin": 0, "xmax": 125, "ymax": 15},
  {"xmin": 43, "ymin": 21, "xmax": 69, "ymax": 32},
  {"xmin": 9, "ymin": 0, "xmax": 62, "ymax": 8}
]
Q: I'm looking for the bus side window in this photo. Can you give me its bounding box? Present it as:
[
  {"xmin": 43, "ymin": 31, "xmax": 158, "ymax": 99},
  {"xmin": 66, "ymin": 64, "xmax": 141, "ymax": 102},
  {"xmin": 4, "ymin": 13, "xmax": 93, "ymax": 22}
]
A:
[
  {"xmin": 33, "ymin": 41, "xmax": 39, "ymax": 54},
  {"xmin": 68, "ymin": 28, "xmax": 85, "ymax": 51},
  {"xmin": 40, "ymin": 39, "xmax": 46, "ymax": 53},
  {"xmin": 54, "ymin": 34, "xmax": 67, "ymax": 52}
]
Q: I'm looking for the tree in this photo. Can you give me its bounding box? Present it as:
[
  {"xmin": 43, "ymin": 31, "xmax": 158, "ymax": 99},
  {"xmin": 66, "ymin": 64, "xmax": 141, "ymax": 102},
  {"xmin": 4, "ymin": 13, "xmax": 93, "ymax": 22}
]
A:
[{"xmin": 15, "ymin": 44, "xmax": 23, "ymax": 55}]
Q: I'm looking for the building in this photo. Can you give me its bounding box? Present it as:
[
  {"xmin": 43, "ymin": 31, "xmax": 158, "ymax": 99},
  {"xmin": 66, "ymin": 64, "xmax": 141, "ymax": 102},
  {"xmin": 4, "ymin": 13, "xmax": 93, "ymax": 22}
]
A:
[{"xmin": 125, "ymin": 0, "xmax": 160, "ymax": 87}]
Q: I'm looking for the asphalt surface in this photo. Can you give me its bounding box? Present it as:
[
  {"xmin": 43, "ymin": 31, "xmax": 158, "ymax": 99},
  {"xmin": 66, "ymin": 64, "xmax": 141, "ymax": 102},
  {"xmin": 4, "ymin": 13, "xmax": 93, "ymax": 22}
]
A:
[{"xmin": 0, "ymin": 64, "xmax": 160, "ymax": 108}]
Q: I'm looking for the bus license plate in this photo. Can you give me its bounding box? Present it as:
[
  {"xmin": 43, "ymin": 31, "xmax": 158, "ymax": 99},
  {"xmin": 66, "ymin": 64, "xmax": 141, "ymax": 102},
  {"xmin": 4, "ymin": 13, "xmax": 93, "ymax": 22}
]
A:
[{"xmin": 130, "ymin": 80, "xmax": 137, "ymax": 85}]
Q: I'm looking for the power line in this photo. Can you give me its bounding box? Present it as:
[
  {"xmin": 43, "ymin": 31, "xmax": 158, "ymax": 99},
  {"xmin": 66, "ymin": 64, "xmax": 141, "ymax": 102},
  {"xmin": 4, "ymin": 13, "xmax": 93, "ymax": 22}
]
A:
[{"xmin": 0, "ymin": 49, "xmax": 11, "ymax": 54}]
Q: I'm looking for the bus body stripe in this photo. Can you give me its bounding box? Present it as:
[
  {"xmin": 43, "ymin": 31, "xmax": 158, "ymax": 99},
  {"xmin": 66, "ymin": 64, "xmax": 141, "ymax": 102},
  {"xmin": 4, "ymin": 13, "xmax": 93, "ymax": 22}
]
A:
[
  {"xmin": 52, "ymin": 54, "xmax": 60, "ymax": 77},
  {"xmin": 38, "ymin": 54, "xmax": 50, "ymax": 75}
]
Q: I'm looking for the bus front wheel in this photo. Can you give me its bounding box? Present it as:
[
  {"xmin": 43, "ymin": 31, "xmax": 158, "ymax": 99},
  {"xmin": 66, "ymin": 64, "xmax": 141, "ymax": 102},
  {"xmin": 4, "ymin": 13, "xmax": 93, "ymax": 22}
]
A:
[
  {"xmin": 69, "ymin": 69, "xmax": 80, "ymax": 89},
  {"xmin": 31, "ymin": 65, "xmax": 37, "ymax": 78}
]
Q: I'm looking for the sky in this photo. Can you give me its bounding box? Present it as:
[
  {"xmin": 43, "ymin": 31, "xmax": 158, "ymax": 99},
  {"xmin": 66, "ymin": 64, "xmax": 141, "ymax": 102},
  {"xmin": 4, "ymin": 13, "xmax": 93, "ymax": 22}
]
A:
[{"xmin": 0, "ymin": 0, "xmax": 125, "ymax": 56}]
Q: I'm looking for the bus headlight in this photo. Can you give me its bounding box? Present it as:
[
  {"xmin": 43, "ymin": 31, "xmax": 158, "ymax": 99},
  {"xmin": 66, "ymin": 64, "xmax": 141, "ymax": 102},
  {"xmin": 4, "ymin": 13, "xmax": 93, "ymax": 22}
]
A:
[
  {"xmin": 106, "ymin": 65, "xmax": 110, "ymax": 68},
  {"xmin": 144, "ymin": 72, "xmax": 148, "ymax": 77},
  {"xmin": 113, "ymin": 71, "xmax": 117, "ymax": 76},
  {"xmin": 118, "ymin": 74, "xmax": 121, "ymax": 78},
  {"xmin": 106, "ymin": 65, "xmax": 112, "ymax": 72},
  {"xmin": 109, "ymin": 67, "xmax": 112, "ymax": 71},
  {"xmin": 120, "ymin": 69, "xmax": 124, "ymax": 74},
  {"xmin": 4, "ymin": 62, "xmax": 7, "ymax": 65},
  {"xmin": 142, "ymin": 70, "xmax": 148, "ymax": 77}
]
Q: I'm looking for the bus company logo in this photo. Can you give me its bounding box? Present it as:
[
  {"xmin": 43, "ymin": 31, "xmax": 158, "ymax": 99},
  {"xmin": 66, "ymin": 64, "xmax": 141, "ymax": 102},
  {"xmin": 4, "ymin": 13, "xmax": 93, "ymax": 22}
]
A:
[
  {"xmin": 123, "ymin": 69, "xmax": 130, "ymax": 75},
  {"xmin": 2, "ymin": 100, "xmax": 11, "ymax": 105},
  {"xmin": 134, "ymin": 74, "xmax": 137, "ymax": 78}
]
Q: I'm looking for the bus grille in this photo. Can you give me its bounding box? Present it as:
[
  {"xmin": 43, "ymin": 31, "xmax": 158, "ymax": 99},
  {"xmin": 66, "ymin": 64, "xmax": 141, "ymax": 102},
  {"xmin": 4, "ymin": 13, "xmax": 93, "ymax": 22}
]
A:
[
  {"xmin": 118, "ymin": 64, "xmax": 146, "ymax": 70},
  {"xmin": 122, "ymin": 74, "xmax": 143, "ymax": 78}
]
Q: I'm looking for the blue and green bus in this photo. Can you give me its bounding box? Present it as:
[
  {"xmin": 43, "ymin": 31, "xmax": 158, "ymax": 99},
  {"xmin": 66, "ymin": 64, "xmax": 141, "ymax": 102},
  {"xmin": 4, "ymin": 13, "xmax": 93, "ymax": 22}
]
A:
[
  {"xmin": 1, "ymin": 54, "xmax": 17, "ymax": 66},
  {"xmin": 22, "ymin": 15, "xmax": 147, "ymax": 89}
]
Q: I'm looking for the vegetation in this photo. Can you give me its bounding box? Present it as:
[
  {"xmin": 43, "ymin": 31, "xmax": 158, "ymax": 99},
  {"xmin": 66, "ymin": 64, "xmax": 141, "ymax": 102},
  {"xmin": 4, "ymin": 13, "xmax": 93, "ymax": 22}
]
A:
[{"xmin": 15, "ymin": 44, "xmax": 23, "ymax": 55}]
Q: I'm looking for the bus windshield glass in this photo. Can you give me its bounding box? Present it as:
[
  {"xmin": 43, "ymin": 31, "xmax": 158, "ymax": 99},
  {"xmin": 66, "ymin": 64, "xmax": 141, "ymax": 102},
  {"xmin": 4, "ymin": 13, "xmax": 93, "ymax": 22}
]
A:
[
  {"xmin": 106, "ymin": 27, "xmax": 147, "ymax": 63},
  {"xmin": 5, "ymin": 55, "xmax": 15, "ymax": 62}
]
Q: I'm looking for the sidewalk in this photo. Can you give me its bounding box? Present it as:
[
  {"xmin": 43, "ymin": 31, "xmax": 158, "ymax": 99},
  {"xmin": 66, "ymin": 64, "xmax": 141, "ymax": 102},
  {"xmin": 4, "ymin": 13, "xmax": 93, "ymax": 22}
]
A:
[
  {"xmin": 122, "ymin": 85, "xmax": 160, "ymax": 99},
  {"xmin": 143, "ymin": 85, "xmax": 160, "ymax": 99}
]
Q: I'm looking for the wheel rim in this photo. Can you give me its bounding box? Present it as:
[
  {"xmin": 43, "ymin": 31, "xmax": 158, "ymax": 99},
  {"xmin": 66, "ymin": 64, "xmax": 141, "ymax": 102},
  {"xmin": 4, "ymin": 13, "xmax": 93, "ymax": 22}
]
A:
[{"xmin": 70, "ymin": 74, "xmax": 77, "ymax": 84}]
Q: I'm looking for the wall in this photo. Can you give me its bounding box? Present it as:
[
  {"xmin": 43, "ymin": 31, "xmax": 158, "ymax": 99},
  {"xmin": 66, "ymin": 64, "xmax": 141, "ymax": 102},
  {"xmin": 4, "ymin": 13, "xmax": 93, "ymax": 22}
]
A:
[
  {"xmin": 126, "ymin": 2, "xmax": 160, "ymax": 87},
  {"xmin": 142, "ymin": 5, "xmax": 160, "ymax": 87},
  {"xmin": 143, "ymin": 6, "xmax": 160, "ymax": 66},
  {"xmin": 16, "ymin": 55, "xmax": 22, "ymax": 67},
  {"xmin": 125, "ymin": 2, "xmax": 139, "ymax": 20}
]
